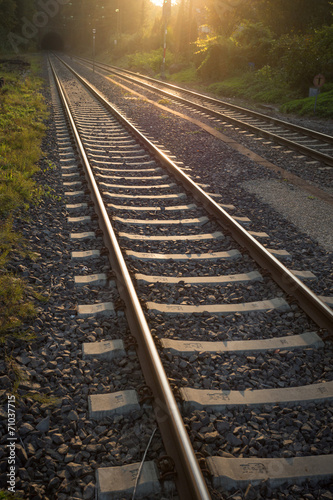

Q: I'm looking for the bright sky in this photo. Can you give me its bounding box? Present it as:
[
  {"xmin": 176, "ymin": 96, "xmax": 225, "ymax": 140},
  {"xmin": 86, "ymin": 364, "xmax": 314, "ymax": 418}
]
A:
[{"xmin": 150, "ymin": 0, "xmax": 176, "ymax": 6}]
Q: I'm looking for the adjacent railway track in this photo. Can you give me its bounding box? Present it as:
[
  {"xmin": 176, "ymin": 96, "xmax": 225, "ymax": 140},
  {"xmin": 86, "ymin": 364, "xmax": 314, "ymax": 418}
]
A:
[
  {"xmin": 49, "ymin": 54, "xmax": 333, "ymax": 499},
  {"xmin": 73, "ymin": 55, "xmax": 333, "ymax": 168}
]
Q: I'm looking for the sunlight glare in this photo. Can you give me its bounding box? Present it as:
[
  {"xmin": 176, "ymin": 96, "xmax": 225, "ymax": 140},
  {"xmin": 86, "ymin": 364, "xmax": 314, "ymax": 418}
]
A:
[{"xmin": 150, "ymin": 0, "xmax": 176, "ymax": 6}]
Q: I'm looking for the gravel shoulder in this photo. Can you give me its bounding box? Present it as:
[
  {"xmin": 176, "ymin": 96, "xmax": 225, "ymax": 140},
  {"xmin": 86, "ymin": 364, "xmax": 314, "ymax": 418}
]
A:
[{"xmin": 242, "ymin": 179, "xmax": 333, "ymax": 252}]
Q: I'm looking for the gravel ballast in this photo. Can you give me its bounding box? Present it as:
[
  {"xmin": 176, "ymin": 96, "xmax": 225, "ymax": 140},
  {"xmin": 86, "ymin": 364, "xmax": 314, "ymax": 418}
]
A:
[{"xmin": 1, "ymin": 55, "xmax": 332, "ymax": 500}]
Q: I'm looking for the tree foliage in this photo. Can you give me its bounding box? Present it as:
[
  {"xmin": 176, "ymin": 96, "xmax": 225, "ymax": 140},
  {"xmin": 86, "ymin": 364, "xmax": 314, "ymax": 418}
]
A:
[
  {"xmin": 0, "ymin": 0, "xmax": 332, "ymax": 99},
  {"xmin": 195, "ymin": 0, "xmax": 333, "ymax": 90},
  {"xmin": 0, "ymin": 0, "xmax": 34, "ymax": 50}
]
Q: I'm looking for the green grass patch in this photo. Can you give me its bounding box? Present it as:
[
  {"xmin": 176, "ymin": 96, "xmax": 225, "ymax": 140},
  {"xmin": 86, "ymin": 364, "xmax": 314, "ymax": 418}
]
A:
[
  {"xmin": 0, "ymin": 55, "xmax": 48, "ymax": 343},
  {"xmin": 0, "ymin": 491, "xmax": 23, "ymax": 499},
  {"xmin": 280, "ymin": 89, "xmax": 333, "ymax": 118},
  {"xmin": 114, "ymin": 48, "xmax": 174, "ymax": 76},
  {"xmin": 158, "ymin": 98, "xmax": 171, "ymax": 106},
  {"xmin": 207, "ymin": 66, "xmax": 300, "ymax": 104},
  {"xmin": 0, "ymin": 274, "xmax": 37, "ymax": 339},
  {"xmin": 0, "ymin": 61, "xmax": 47, "ymax": 217},
  {"xmin": 168, "ymin": 66, "xmax": 197, "ymax": 84}
]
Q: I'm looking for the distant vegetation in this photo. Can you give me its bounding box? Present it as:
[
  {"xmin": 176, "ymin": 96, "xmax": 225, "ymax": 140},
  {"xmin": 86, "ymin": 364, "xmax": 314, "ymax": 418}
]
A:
[
  {"xmin": 0, "ymin": 1, "xmax": 332, "ymax": 117},
  {"xmin": 99, "ymin": 1, "xmax": 333, "ymax": 118}
]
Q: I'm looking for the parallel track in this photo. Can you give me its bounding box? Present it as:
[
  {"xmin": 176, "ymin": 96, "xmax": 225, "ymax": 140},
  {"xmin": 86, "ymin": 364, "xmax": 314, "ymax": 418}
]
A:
[
  {"xmin": 50, "ymin": 54, "xmax": 333, "ymax": 499},
  {"xmin": 74, "ymin": 55, "xmax": 333, "ymax": 168}
]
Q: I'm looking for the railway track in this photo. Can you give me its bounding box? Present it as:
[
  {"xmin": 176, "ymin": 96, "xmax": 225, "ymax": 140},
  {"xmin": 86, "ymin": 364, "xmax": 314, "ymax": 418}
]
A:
[
  {"xmin": 73, "ymin": 55, "xmax": 333, "ymax": 169},
  {"xmin": 49, "ymin": 54, "xmax": 333, "ymax": 499}
]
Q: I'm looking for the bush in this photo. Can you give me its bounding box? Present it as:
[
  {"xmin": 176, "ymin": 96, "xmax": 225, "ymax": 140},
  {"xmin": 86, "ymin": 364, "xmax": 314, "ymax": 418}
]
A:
[
  {"xmin": 169, "ymin": 65, "xmax": 197, "ymax": 83},
  {"xmin": 280, "ymin": 89, "xmax": 333, "ymax": 118},
  {"xmin": 270, "ymin": 25, "xmax": 333, "ymax": 92},
  {"xmin": 231, "ymin": 21, "xmax": 275, "ymax": 68},
  {"xmin": 208, "ymin": 66, "xmax": 299, "ymax": 103},
  {"xmin": 125, "ymin": 49, "xmax": 174, "ymax": 75},
  {"xmin": 197, "ymin": 41, "xmax": 243, "ymax": 81}
]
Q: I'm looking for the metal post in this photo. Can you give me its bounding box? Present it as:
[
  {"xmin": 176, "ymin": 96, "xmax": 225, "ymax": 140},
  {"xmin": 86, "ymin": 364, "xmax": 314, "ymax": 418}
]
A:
[
  {"xmin": 161, "ymin": 0, "xmax": 171, "ymax": 79},
  {"xmin": 92, "ymin": 28, "xmax": 96, "ymax": 72},
  {"xmin": 114, "ymin": 5, "xmax": 120, "ymax": 47},
  {"xmin": 161, "ymin": 23, "xmax": 167, "ymax": 79}
]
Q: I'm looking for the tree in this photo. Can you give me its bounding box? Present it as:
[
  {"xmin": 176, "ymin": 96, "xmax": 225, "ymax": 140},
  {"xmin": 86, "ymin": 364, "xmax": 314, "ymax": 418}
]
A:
[
  {"xmin": 0, "ymin": 0, "xmax": 37, "ymax": 52},
  {"xmin": 0, "ymin": 0, "xmax": 17, "ymax": 33},
  {"xmin": 231, "ymin": 21, "xmax": 274, "ymax": 68},
  {"xmin": 252, "ymin": 0, "xmax": 333, "ymax": 35}
]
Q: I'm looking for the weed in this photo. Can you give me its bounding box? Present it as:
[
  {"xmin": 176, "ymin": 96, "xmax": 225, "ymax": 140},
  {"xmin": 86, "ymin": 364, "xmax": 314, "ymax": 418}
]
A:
[
  {"xmin": 24, "ymin": 393, "xmax": 60, "ymax": 407},
  {"xmin": 158, "ymin": 98, "xmax": 171, "ymax": 105},
  {"xmin": 185, "ymin": 130, "xmax": 203, "ymax": 135},
  {"xmin": 42, "ymin": 184, "xmax": 62, "ymax": 201},
  {"xmin": 208, "ymin": 68, "xmax": 299, "ymax": 105},
  {"xmin": 159, "ymin": 113, "xmax": 172, "ymax": 120},
  {"xmin": 5, "ymin": 355, "xmax": 27, "ymax": 394},
  {"xmin": 125, "ymin": 49, "xmax": 174, "ymax": 74},
  {"xmin": 0, "ymin": 274, "xmax": 37, "ymax": 337},
  {"xmin": 0, "ymin": 490, "xmax": 23, "ymax": 499},
  {"xmin": 45, "ymin": 160, "xmax": 57, "ymax": 171},
  {"xmin": 0, "ymin": 218, "xmax": 26, "ymax": 267}
]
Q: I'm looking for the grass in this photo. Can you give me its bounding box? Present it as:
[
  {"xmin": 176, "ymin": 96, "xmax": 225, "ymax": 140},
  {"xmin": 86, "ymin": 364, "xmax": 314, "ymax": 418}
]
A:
[
  {"xmin": 0, "ymin": 62, "xmax": 47, "ymax": 216},
  {"xmin": 168, "ymin": 65, "xmax": 197, "ymax": 84},
  {"xmin": 0, "ymin": 492, "xmax": 23, "ymax": 500},
  {"xmin": 280, "ymin": 88, "xmax": 333, "ymax": 118},
  {"xmin": 105, "ymin": 46, "xmax": 333, "ymax": 118},
  {"xmin": 207, "ymin": 67, "xmax": 300, "ymax": 105},
  {"xmin": 158, "ymin": 98, "xmax": 171, "ymax": 105},
  {"xmin": 124, "ymin": 48, "xmax": 173, "ymax": 74},
  {"xmin": 195, "ymin": 66, "xmax": 332, "ymax": 118},
  {"xmin": 0, "ymin": 55, "xmax": 48, "ymax": 345},
  {"xmin": 0, "ymin": 274, "xmax": 36, "ymax": 338},
  {"xmin": 24, "ymin": 392, "xmax": 60, "ymax": 406}
]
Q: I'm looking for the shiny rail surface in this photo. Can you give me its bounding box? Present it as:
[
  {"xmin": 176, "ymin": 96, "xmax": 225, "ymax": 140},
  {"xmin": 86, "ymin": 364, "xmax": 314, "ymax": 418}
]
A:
[
  {"xmin": 50, "ymin": 55, "xmax": 211, "ymax": 500},
  {"xmin": 74, "ymin": 55, "xmax": 333, "ymax": 167},
  {"xmin": 50, "ymin": 53, "xmax": 333, "ymax": 498},
  {"xmin": 58, "ymin": 54, "xmax": 333, "ymax": 334}
]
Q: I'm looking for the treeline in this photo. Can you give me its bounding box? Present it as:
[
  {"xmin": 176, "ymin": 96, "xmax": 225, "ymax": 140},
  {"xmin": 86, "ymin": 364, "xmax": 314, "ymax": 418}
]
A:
[
  {"xmin": 0, "ymin": 0, "xmax": 35, "ymax": 53},
  {"xmin": 195, "ymin": 0, "xmax": 333, "ymax": 92},
  {"xmin": 0, "ymin": 0, "xmax": 332, "ymax": 95},
  {"xmin": 60, "ymin": 1, "xmax": 158, "ymax": 54}
]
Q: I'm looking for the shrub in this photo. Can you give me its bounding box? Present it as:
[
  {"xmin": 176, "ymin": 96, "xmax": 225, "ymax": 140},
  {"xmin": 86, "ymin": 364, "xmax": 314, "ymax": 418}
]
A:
[
  {"xmin": 208, "ymin": 66, "xmax": 299, "ymax": 103},
  {"xmin": 270, "ymin": 26, "xmax": 333, "ymax": 92},
  {"xmin": 280, "ymin": 89, "xmax": 333, "ymax": 118},
  {"xmin": 197, "ymin": 40, "xmax": 243, "ymax": 81},
  {"xmin": 125, "ymin": 49, "xmax": 174, "ymax": 75},
  {"xmin": 231, "ymin": 21, "xmax": 275, "ymax": 69}
]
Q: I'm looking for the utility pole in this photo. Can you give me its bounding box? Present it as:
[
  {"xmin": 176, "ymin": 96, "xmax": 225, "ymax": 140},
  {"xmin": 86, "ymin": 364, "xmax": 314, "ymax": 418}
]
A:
[
  {"xmin": 92, "ymin": 28, "xmax": 96, "ymax": 72},
  {"xmin": 161, "ymin": 0, "xmax": 171, "ymax": 79}
]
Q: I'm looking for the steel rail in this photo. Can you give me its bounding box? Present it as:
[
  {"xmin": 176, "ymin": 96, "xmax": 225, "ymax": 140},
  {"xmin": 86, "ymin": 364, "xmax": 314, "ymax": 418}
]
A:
[
  {"xmin": 74, "ymin": 56, "xmax": 333, "ymax": 151},
  {"xmin": 49, "ymin": 57, "xmax": 212, "ymax": 500},
  {"xmin": 56, "ymin": 55, "xmax": 333, "ymax": 335}
]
